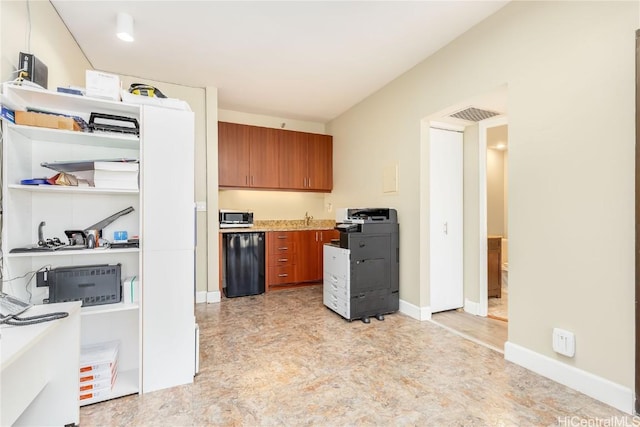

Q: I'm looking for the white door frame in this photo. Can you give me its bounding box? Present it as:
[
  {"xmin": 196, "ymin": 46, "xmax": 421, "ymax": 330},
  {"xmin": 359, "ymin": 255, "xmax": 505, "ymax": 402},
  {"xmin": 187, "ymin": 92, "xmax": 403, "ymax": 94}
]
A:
[{"xmin": 478, "ymin": 116, "xmax": 508, "ymax": 317}]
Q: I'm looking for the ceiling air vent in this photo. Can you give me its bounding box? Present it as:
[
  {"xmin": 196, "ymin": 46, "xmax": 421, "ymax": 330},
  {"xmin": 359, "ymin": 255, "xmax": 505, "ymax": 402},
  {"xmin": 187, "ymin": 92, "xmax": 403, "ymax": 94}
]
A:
[{"xmin": 449, "ymin": 107, "xmax": 499, "ymax": 122}]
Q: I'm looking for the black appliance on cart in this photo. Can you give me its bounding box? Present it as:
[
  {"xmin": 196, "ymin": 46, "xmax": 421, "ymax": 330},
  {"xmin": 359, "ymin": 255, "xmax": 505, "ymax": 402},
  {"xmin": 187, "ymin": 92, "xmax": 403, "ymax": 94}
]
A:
[{"xmin": 323, "ymin": 208, "xmax": 399, "ymax": 323}]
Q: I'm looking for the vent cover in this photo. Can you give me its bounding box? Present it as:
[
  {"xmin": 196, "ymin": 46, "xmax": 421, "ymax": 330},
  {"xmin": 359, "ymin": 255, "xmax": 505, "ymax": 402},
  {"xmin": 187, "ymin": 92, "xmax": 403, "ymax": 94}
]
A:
[{"xmin": 449, "ymin": 107, "xmax": 499, "ymax": 122}]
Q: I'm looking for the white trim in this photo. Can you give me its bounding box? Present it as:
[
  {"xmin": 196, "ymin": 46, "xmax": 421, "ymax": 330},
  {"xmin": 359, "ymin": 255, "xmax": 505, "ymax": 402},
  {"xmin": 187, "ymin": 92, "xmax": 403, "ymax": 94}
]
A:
[
  {"xmin": 207, "ymin": 291, "xmax": 221, "ymax": 303},
  {"xmin": 195, "ymin": 291, "xmax": 221, "ymax": 304},
  {"xmin": 504, "ymin": 341, "xmax": 633, "ymax": 415},
  {"xmin": 429, "ymin": 121, "xmax": 465, "ymax": 132},
  {"xmin": 399, "ymin": 299, "xmax": 431, "ymax": 321},
  {"xmin": 478, "ymin": 116, "xmax": 508, "ymax": 318},
  {"xmin": 464, "ymin": 298, "xmax": 481, "ymax": 316},
  {"xmin": 195, "ymin": 291, "xmax": 207, "ymax": 304}
]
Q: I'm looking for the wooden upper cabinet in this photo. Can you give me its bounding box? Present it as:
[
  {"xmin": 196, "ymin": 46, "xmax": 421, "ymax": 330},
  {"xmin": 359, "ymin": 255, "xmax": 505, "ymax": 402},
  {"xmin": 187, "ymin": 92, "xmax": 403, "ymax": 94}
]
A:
[
  {"xmin": 307, "ymin": 134, "xmax": 333, "ymax": 191},
  {"xmin": 278, "ymin": 131, "xmax": 333, "ymax": 192},
  {"xmin": 249, "ymin": 126, "xmax": 279, "ymax": 188},
  {"xmin": 218, "ymin": 121, "xmax": 332, "ymax": 192},
  {"xmin": 218, "ymin": 122, "xmax": 250, "ymax": 188},
  {"xmin": 218, "ymin": 122, "xmax": 279, "ymax": 189},
  {"xmin": 278, "ymin": 131, "xmax": 307, "ymax": 190}
]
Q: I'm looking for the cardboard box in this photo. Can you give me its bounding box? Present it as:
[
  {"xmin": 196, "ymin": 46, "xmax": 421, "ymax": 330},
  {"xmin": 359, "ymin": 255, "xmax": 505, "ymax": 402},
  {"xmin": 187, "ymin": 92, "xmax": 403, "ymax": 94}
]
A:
[{"xmin": 15, "ymin": 111, "xmax": 81, "ymax": 131}]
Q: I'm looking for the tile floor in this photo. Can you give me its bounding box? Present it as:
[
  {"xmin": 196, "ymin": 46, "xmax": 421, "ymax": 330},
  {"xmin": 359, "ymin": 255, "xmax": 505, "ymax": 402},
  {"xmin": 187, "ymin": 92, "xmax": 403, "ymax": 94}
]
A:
[
  {"xmin": 488, "ymin": 282, "xmax": 508, "ymax": 320},
  {"xmin": 80, "ymin": 285, "xmax": 628, "ymax": 426}
]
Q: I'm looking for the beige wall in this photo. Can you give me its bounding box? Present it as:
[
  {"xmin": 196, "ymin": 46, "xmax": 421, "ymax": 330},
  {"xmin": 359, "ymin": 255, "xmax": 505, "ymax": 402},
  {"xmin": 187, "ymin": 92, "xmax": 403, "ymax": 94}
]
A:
[
  {"xmin": 328, "ymin": 0, "xmax": 635, "ymax": 389},
  {"xmin": 486, "ymin": 148, "xmax": 505, "ymax": 236},
  {"xmin": 463, "ymin": 124, "xmax": 480, "ymax": 304},
  {"xmin": 218, "ymin": 109, "xmax": 325, "ymax": 134},
  {"xmin": 219, "ymin": 190, "xmax": 330, "ymax": 221},
  {"xmin": 1, "ymin": 0, "xmax": 91, "ymax": 85},
  {"xmin": 206, "ymin": 88, "xmax": 219, "ymax": 295}
]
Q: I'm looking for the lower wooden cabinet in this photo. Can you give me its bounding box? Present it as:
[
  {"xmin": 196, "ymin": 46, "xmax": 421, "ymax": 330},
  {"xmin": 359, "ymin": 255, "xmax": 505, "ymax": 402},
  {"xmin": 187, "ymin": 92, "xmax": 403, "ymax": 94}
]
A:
[
  {"xmin": 267, "ymin": 231, "xmax": 297, "ymax": 288},
  {"xmin": 488, "ymin": 237, "xmax": 502, "ymax": 298},
  {"xmin": 266, "ymin": 229, "xmax": 339, "ymax": 291}
]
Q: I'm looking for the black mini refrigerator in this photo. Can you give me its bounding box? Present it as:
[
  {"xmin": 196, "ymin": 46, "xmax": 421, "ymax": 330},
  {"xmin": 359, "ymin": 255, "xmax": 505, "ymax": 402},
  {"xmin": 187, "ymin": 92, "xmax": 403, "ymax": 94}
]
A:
[{"xmin": 222, "ymin": 232, "xmax": 265, "ymax": 297}]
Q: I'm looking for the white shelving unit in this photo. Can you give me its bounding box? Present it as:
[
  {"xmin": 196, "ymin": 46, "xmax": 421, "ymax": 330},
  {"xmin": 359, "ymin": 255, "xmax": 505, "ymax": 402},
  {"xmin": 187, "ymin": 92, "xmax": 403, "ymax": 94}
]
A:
[{"xmin": 1, "ymin": 83, "xmax": 196, "ymax": 405}]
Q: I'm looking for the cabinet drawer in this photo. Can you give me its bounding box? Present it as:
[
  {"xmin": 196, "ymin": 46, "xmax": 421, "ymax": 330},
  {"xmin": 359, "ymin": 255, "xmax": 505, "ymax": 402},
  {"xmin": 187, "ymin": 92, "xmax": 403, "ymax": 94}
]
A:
[
  {"xmin": 268, "ymin": 266, "xmax": 296, "ymax": 284},
  {"xmin": 268, "ymin": 234, "xmax": 296, "ymax": 254},
  {"xmin": 268, "ymin": 253, "xmax": 297, "ymax": 267}
]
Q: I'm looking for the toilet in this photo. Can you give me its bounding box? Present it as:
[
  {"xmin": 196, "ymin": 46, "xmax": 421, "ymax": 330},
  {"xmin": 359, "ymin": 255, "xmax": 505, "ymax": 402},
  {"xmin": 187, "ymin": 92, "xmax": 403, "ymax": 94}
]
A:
[{"xmin": 501, "ymin": 238, "xmax": 508, "ymax": 288}]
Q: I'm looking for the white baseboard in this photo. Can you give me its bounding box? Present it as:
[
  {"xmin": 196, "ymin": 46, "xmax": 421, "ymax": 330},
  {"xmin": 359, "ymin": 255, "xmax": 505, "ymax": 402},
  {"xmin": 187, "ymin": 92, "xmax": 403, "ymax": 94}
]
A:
[
  {"xmin": 399, "ymin": 299, "xmax": 431, "ymax": 321},
  {"xmin": 504, "ymin": 341, "xmax": 633, "ymax": 415},
  {"xmin": 464, "ymin": 298, "xmax": 480, "ymax": 316},
  {"xmin": 196, "ymin": 291, "xmax": 221, "ymax": 304}
]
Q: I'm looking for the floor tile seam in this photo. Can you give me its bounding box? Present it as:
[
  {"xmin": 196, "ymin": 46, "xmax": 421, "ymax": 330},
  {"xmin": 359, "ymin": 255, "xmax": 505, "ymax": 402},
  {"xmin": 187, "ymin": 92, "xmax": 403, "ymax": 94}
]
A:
[{"xmin": 428, "ymin": 318, "xmax": 505, "ymax": 355}]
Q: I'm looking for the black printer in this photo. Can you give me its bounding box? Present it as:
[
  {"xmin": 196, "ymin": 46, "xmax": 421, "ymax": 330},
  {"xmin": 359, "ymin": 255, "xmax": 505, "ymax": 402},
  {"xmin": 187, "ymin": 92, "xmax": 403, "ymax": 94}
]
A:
[{"xmin": 324, "ymin": 208, "xmax": 399, "ymax": 323}]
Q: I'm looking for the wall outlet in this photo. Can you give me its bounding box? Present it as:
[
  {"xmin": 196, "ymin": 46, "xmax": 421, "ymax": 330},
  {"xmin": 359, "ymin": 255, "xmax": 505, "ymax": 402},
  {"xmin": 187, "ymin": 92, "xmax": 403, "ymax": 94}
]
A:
[{"xmin": 552, "ymin": 328, "xmax": 575, "ymax": 357}]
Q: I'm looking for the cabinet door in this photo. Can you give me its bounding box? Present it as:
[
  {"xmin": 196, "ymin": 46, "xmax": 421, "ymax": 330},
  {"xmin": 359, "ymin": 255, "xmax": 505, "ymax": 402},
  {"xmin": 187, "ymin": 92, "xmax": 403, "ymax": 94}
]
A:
[
  {"xmin": 218, "ymin": 122, "xmax": 250, "ymax": 187},
  {"xmin": 296, "ymin": 230, "xmax": 319, "ymax": 282},
  {"xmin": 307, "ymin": 134, "xmax": 333, "ymax": 191},
  {"xmin": 487, "ymin": 238, "xmax": 502, "ymax": 298},
  {"xmin": 278, "ymin": 131, "xmax": 307, "ymax": 190},
  {"xmin": 249, "ymin": 126, "xmax": 279, "ymax": 188},
  {"xmin": 141, "ymin": 106, "xmax": 195, "ymax": 392}
]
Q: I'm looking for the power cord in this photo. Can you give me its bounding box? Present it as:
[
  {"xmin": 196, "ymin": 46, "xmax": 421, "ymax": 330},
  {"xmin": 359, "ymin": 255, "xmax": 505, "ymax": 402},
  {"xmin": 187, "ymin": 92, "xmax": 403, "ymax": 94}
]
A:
[
  {"xmin": 0, "ymin": 311, "xmax": 68, "ymax": 326},
  {"xmin": 1, "ymin": 265, "xmax": 51, "ymax": 303}
]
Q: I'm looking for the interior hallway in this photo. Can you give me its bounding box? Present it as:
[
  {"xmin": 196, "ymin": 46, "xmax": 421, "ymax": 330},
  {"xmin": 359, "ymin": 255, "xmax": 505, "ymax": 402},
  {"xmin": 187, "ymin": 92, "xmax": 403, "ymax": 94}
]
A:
[{"xmin": 80, "ymin": 286, "xmax": 626, "ymax": 426}]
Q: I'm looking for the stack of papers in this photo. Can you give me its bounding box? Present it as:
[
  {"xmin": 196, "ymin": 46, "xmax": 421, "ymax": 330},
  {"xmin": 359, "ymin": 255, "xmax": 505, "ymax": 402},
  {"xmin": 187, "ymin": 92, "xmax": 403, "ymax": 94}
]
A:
[
  {"xmin": 41, "ymin": 159, "xmax": 139, "ymax": 190},
  {"xmin": 79, "ymin": 341, "xmax": 119, "ymax": 405}
]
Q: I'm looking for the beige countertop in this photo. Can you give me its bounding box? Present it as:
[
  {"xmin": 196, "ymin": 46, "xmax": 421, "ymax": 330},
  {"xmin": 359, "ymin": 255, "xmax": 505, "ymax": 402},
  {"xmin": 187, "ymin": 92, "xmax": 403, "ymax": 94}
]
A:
[{"xmin": 219, "ymin": 219, "xmax": 336, "ymax": 233}]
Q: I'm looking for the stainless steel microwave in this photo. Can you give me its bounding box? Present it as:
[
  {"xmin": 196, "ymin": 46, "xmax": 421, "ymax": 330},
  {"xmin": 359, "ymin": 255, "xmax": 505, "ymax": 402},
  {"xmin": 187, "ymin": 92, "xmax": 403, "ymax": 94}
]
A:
[{"xmin": 219, "ymin": 210, "xmax": 254, "ymax": 228}]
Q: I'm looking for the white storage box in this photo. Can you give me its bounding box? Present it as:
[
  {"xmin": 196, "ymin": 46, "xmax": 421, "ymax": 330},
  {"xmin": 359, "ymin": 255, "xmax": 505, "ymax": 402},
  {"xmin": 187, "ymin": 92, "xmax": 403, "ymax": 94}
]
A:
[{"xmin": 86, "ymin": 70, "xmax": 121, "ymax": 101}]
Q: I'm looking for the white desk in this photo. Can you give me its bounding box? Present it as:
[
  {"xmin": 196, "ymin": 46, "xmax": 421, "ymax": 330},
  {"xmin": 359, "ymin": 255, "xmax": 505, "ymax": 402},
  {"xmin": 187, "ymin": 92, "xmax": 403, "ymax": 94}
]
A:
[{"xmin": 1, "ymin": 301, "xmax": 81, "ymax": 426}]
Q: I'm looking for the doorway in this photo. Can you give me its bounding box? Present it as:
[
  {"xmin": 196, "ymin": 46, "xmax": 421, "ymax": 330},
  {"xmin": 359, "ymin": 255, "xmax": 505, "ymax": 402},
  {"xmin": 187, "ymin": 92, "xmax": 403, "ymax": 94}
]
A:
[
  {"xmin": 485, "ymin": 124, "xmax": 509, "ymax": 321},
  {"xmin": 478, "ymin": 117, "xmax": 508, "ymax": 319}
]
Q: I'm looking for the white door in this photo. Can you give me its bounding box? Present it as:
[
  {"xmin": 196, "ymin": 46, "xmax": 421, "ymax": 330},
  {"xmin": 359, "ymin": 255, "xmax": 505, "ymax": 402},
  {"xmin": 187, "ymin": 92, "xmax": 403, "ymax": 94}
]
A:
[{"xmin": 429, "ymin": 127, "xmax": 463, "ymax": 313}]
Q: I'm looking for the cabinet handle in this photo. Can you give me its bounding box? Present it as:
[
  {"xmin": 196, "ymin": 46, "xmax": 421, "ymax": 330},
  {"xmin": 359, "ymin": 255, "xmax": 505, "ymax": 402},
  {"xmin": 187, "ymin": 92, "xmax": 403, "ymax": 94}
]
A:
[
  {"xmin": 307, "ymin": 177, "xmax": 311, "ymax": 188},
  {"xmin": 278, "ymin": 273, "xmax": 288, "ymax": 277},
  {"xmin": 278, "ymin": 258, "xmax": 288, "ymax": 262},
  {"xmin": 245, "ymin": 176, "xmax": 248, "ymax": 185},
  {"xmin": 277, "ymin": 236, "xmax": 287, "ymax": 239},
  {"xmin": 278, "ymin": 247, "xmax": 288, "ymax": 250},
  {"xmin": 315, "ymin": 231, "xmax": 318, "ymax": 241},
  {"xmin": 251, "ymin": 176, "xmax": 254, "ymax": 185}
]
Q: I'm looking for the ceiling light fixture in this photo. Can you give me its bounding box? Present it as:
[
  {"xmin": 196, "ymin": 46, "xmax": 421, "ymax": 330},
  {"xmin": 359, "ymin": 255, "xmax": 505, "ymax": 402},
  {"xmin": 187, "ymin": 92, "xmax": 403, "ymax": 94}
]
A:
[{"xmin": 116, "ymin": 12, "xmax": 134, "ymax": 42}]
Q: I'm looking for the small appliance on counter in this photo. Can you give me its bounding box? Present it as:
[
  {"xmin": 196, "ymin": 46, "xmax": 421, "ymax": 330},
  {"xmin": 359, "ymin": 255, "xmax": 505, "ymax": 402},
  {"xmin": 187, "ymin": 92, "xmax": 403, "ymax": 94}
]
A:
[
  {"xmin": 323, "ymin": 208, "xmax": 399, "ymax": 323},
  {"xmin": 219, "ymin": 209, "xmax": 253, "ymax": 228}
]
